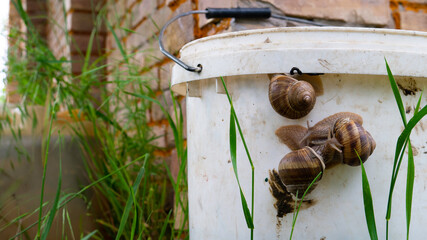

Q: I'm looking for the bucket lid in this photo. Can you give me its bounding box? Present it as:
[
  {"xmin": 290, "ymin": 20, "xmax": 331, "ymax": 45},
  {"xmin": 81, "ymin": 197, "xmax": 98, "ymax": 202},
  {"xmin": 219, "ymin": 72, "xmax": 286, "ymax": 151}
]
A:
[{"xmin": 171, "ymin": 27, "xmax": 427, "ymax": 95}]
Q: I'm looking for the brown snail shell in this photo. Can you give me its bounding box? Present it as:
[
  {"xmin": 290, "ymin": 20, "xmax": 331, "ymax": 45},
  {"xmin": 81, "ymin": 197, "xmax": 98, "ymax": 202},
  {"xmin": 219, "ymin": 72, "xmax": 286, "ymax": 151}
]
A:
[
  {"xmin": 269, "ymin": 75, "xmax": 316, "ymax": 119},
  {"xmin": 333, "ymin": 118, "xmax": 376, "ymax": 166},
  {"xmin": 275, "ymin": 112, "xmax": 375, "ymax": 168},
  {"xmin": 275, "ymin": 112, "xmax": 363, "ymax": 150},
  {"xmin": 301, "ymin": 112, "xmax": 363, "ymax": 146},
  {"xmin": 278, "ymin": 146, "xmax": 324, "ymax": 198}
]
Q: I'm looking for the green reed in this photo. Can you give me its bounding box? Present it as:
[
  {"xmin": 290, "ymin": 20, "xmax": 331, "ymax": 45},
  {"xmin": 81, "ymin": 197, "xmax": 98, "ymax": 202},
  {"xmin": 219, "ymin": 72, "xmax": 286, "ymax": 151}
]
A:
[
  {"xmin": 360, "ymin": 60, "xmax": 426, "ymax": 240},
  {"xmin": 2, "ymin": 0, "xmax": 189, "ymax": 239}
]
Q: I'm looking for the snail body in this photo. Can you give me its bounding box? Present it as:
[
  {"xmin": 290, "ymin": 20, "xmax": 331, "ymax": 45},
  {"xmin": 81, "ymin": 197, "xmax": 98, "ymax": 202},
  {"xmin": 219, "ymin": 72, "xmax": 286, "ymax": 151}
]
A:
[
  {"xmin": 269, "ymin": 75, "xmax": 316, "ymax": 119},
  {"xmin": 278, "ymin": 146, "xmax": 324, "ymax": 198}
]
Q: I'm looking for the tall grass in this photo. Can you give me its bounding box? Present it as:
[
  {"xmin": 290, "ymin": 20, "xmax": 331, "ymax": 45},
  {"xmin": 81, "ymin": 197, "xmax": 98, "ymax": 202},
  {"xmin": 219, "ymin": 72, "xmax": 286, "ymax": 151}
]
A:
[
  {"xmin": 360, "ymin": 60, "xmax": 426, "ymax": 240},
  {"xmin": 220, "ymin": 77, "xmax": 255, "ymax": 239},
  {"xmin": 1, "ymin": 0, "xmax": 188, "ymax": 239}
]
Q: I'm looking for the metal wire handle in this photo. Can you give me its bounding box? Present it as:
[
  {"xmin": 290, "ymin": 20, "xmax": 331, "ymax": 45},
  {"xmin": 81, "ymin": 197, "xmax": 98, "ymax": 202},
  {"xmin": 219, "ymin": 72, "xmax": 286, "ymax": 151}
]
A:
[{"xmin": 159, "ymin": 8, "xmax": 326, "ymax": 73}]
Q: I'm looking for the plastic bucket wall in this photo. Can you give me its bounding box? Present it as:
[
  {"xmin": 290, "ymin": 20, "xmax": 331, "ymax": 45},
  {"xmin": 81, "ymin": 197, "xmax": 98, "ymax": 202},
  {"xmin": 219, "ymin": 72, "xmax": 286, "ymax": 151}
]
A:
[{"xmin": 171, "ymin": 27, "xmax": 427, "ymax": 239}]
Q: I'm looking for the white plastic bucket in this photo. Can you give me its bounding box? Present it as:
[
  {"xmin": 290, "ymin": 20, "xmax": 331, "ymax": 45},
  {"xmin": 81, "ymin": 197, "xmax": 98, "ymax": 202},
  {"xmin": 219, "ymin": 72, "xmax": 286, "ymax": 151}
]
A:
[{"xmin": 171, "ymin": 27, "xmax": 427, "ymax": 239}]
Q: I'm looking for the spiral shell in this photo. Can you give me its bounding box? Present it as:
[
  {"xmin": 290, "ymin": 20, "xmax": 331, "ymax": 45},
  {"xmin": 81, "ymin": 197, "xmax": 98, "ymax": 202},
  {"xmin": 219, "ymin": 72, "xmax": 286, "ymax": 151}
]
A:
[
  {"xmin": 269, "ymin": 75, "xmax": 316, "ymax": 119},
  {"xmin": 278, "ymin": 146, "xmax": 324, "ymax": 198},
  {"xmin": 302, "ymin": 112, "xmax": 363, "ymax": 146},
  {"xmin": 333, "ymin": 118, "xmax": 376, "ymax": 166}
]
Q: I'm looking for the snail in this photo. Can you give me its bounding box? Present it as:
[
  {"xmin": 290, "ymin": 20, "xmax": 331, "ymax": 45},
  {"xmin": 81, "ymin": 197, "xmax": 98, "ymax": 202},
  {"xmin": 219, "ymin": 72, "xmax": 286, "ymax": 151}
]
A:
[
  {"xmin": 333, "ymin": 118, "xmax": 376, "ymax": 166},
  {"xmin": 275, "ymin": 112, "xmax": 363, "ymax": 149},
  {"xmin": 269, "ymin": 75, "xmax": 316, "ymax": 119},
  {"xmin": 278, "ymin": 146, "xmax": 325, "ymax": 198},
  {"xmin": 301, "ymin": 112, "xmax": 363, "ymax": 146},
  {"xmin": 275, "ymin": 112, "xmax": 375, "ymax": 167}
]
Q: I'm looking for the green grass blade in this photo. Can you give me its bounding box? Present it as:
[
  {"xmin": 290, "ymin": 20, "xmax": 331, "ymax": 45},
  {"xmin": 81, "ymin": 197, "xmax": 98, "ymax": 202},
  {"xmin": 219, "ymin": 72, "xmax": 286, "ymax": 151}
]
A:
[
  {"xmin": 115, "ymin": 155, "xmax": 148, "ymax": 240},
  {"xmin": 386, "ymin": 106, "xmax": 427, "ymax": 218},
  {"xmin": 415, "ymin": 91, "xmax": 423, "ymax": 115},
  {"xmin": 41, "ymin": 135, "xmax": 63, "ymax": 240},
  {"xmin": 81, "ymin": 230, "xmax": 99, "ymax": 240},
  {"xmin": 385, "ymin": 60, "xmax": 406, "ymax": 237},
  {"xmin": 220, "ymin": 77, "xmax": 255, "ymax": 235},
  {"xmin": 65, "ymin": 210, "xmax": 75, "ymax": 240},
  {"xmin": 37, "ymin": 103, "xmax": 56, "ymax": 238},
  {"xmin": 289, "ymin": 172, "xmax": 322, "ymax": 240},
  {"xmin": 405, "ymin": 91, "xmax": 422, "ymax": 240},
  {"xmin": 220, "ymin": 77, "xmax": 255, "ymax": 236},
  {"xmin": 239, "ymin": 190, "xmax": 254, "ymax": 228},
  {"xmin": 10, "ymin": 155, "xmax": 148, "ymax": 239},
  {"xmin": 120, "ymin": 27, "xmax": 138, "ymax": 34},
  {"xmin": 59, "ymin": 154, "xmax": 148, "ymax": 208},
  {"xmin": 82, "ymin": 29, "xmax": 96, "ymax": 72},
  {"xmin": 230, "ymin": 109, "xmax": 238, "ymax": 178},
  {"xmin": 359, "ymin": 151, "xmax": 378, "ymax": 240},
  {"xmin": 229, "ymin": 109, "xmax": 254, "ymax": 229},
  {"xmin": 406, "ymin": 140, "xmax": 414, "ymax": 240},
  {"xmin": 106, "ymin": 20, "xmax": 128, "ymax": 64},
  {"xmin": 385, "ymin": 60, "xmax": 426, "ymax": 239},
  {"xmin": 395, "ymin": 105, "xmax": 427, "ymax": 165},
  {"xmin": 0, "ymin": 202, "xmax": 48, "ymax": 232},
  {"xmin": 385, "ymin": 59, "xmax": 407, "ymax": 126},
  {"xmin": 159, "ymin": 210, "xmax": 172, "ymax": 239},
  {"xmin": 123, "ymin": 91, "xmax": 179, "ymax": 143}
]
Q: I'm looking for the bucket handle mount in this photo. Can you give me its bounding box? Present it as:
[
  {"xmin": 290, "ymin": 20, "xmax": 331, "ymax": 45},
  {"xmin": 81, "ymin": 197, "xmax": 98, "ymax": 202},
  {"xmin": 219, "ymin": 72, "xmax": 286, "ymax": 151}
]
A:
[{"xmin": 159, "ymin": 8, "xmax": 326, "ymax": 73}]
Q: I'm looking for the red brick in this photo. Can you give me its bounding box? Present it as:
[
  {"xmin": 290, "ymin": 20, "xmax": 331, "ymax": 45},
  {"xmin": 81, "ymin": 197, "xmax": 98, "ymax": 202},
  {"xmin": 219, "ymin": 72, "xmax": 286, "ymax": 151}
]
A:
[
  {"xmin": 65, "ymin": 0, "xmax": 104, "ymax": 12},
  {"xmin": 70, "ymin": 33, "xmax": 106, "ymax": 54},
  {"xmin": 400, "ymin": 11, "xmax": 427, "ymax": 31},
  {"xmin": 108, "ymin": 2, "xmax": 128, "ymax": 27},
  {"xmin": 405, "ymin": 0, "xmax": 427, "ymax": 3},
  {"xmin": 70, "ymin": 54, "xmax": 105, "ymax": 74},
  {"xmin": 131, "ymin": 0, "xmax": 157, "ymax": 28},
  {"xmin": 6, "ymin": 81, "xmax": 21, "ymax": 104},
  {"xmin": 141, "ymin": 35, "xmax": 165, "ymax": 66},
  {"xmin": 106, "ymin": 48, "xmax": 123, "ymax": 72},
  {"xmin": 25, "ymin": 0, "xmax": 47, "ymax": 13},
  {"xmin": 140, "ymin": 66, "xmax": 160, "ymax": 90},
  {"xmin": 67, "ymin": 11, "xmax": 106, "ymax": 33},
  {"xmin": 151, "ymin": 125, "xmax": 167, "ymax": 148},
  {"xmin": 129, "ymin": 50, "xmax": 147, "ymax": 71},
  {"xmin": 127, "ymin": 0, "xmax": 138, "ymax": 8},
  {"xmin": 170, "ymin": 148, "xmax": 179, "ymax": 181},
  {"xmin": 157, "ymin": 0, "xmax": 166, "ymax": 7},
  {"xmin": 159, "ymin": 61, "xmax": 173, "ymax": 90},
  {"xmin": 128, "ymin": 5, "xmax": 173, "ymax": 48},
  {"xmin": 169, "ymin": 97, "xmax": 186, "ymax": 139},
  {"xmin": 151, "ymin": 96, "xmax": 166, "ymax": 122},
  {"xmin": 150, "ymin": 107, "xmax": 165, "ymax": 124},
  {"xmin": 166, "ymin": 104, "xmax": 187, "ymax": 147},
  {"xmin": 126, "ymin": 31, "xmax": 146, "ymax": 50},
  {"xmin": 262, "ymin": 0, "xmax": 390, "ymax": 26},
  {"xmin": 162, "ymin": 0, "xmax": 194, "ymax": 54}
]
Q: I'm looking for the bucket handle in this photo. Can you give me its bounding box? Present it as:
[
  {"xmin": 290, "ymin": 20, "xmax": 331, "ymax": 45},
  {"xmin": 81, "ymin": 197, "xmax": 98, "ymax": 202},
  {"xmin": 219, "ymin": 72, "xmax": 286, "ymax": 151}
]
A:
[{"xmin": 159, "ymin": 8, "xmax": 326, "ymax": 73}]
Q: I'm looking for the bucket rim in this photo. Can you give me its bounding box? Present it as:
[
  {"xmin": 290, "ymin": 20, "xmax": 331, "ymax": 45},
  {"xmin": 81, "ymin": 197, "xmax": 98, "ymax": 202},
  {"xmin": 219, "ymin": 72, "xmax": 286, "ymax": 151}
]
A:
[
  {"xmin": 180, "ymin": 26, "xmax": 427, "ymax": 52},
  {"xmin": 171, "ymin": 26, "xmax": 427, "ymax": 95}
]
